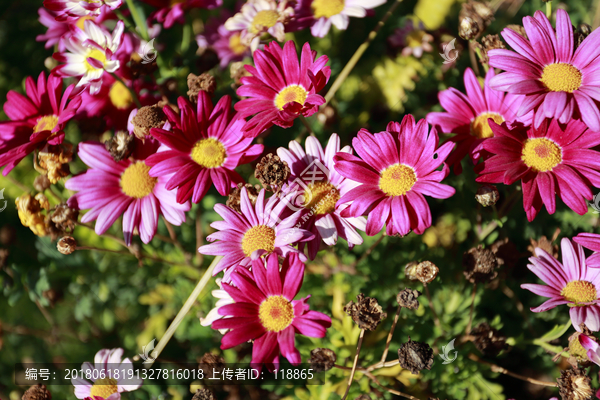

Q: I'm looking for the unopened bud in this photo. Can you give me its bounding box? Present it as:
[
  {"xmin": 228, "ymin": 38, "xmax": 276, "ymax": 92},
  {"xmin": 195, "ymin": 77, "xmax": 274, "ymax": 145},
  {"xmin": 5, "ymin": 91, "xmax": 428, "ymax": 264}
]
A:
[
  {"xmin": 475, "ymin": 185, "xmax": 499, "ymax": 207},
  {"xmin": 57, "ymin": 236, "xmax": 77, "ymax": 255},
  {"xmin": 33, "ymin": 175, "xmax": 51, "ymax": 192}
]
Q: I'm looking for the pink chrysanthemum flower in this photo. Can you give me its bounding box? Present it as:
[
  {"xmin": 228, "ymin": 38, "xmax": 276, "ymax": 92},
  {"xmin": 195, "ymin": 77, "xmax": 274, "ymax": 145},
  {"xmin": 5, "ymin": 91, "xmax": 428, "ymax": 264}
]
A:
[
  {"xmin": 212, "ymin": 253, "xmax": 331, "ymax": 369},
  {"xmin": 44, "ymin": 0, "xmax": 121, "ymax": 22},
  {"xmin": 235, "ymin": 40, "xmax": 330, "ymax": 138},
  {"xmin": 488, "ymin": 9, "xmax": 600, "ymax": 131},
  {"xmin": 427, "ymin": 67, "xmax": 530, "ymax": 174},
  {"xmin": 145, "ymin": 93, "xmax": 264, "ymax": 204},
  {"xmin": 580, "ymin": 334, "xmax": 600, "ymax": 365},
  {"xmin": 142, "ymin": 0, "xmax": 222, "ymax": 28},
  {"xmin": 37, "ymin": 8, "xmax": 113, "ymax": 51},
  {"xmin": 387, "ymin": 19, "xmax": 433, "ymax": 58},
  {"xmin": 200, "ymin": 278, "xmax": 234, "ymax": 333},
  {"xmin": 224, "ymin": 0, "xmax": 294, "ymax": 51},
  {"xmin": 66, "ymin": 141, "xmax": 190, "ymax": 246},
  {"xmin": 71, "ymin": 348, "xmax": 142, "ymax": 400},
  {"xmin": 521, "ymin": 238, "xmax": 600, "ymax": 332},
  {"xmin": 196, "ymin": 10, "xmax": 250, "ymax": 69},
  {"xmin": 0, "ymin": 72, "xmax": 81, "ymax": 176},
  {"xmin": 474, "ymin": 119, "xmax": 600, "ymax": 221},
  {"xmin": 574, "ymin": 233, "xmax": 600, "ymax": 267},
  {"xmin": 306, "ymin": 0, "xmax": 386, "ymax": 38},
  {"xmin": 333, "ymin": 115, "xmax": 455, "ymax": 237},
  {"xmin": 53, "ymin": 19, "xmax": 124, "ymax": 94},
  {"xmin": 197, "ymin": 188, "xmax": 314, "ymax": 281},
  {"xmin": 277, "ymin": 134, "xmax": 366, "ymax": 259}
]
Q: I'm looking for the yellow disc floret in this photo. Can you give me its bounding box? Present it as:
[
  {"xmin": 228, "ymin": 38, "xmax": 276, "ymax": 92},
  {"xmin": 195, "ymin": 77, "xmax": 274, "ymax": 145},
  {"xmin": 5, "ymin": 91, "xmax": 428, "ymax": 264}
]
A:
[
  {"xmin": 274, "ymin": 85, "xmax": 308, "ymax": 111},
  {"xmin": 540, "ymin": 63, "xmax": 582, "ymax": 93},
  {"xmin": 561, "ymin": 280, "xmax": 597, "ymax": 305},
  {"xmin": 379, "ymin": 164, "xmax": 417, "ymax": 196},
  {"xmin": 120, "ymin": 161, "xmax": 157, "ymax": 199},
  {"xmin": 470, "ymin": 113, "xmax": 505, "ymax": 139},
  {"xmin": 33, "ymin": 115, "xmax": 59, "ymax": 134},
  {"xmin": 312, "ymin": 0, "xmax": 345, "ymax": 19},
  {"xmin": 89, "ymin": 378, "xmax": 118, "ymax": 399},
  {"xmin": 521, "ymin": 138, "xmax": 562, "ymax": 172},
  {"xmin": 191, "ymin": 138, "xmax": 226, "ymax": 168},
  {"xmin": 250, "ymin": 10, "xmax": 279, "ymax": 33},
  {"xmin": 85, "ymin": 49, "xmax": 107, "ymax": 72},
  {"xmin": 109, "ymin": 81, "xmax": 134, "ymax": 110},
  {"xmin": 241, "ymin": 225, "xmax": 276, "ymax": 257},
  {"xmin": 259, "ymin": 295, "xmax": 294, "ymax": 332},
  {"xmin": 303, "ymin": 182, "xmax": 339, "ymax": 215}
]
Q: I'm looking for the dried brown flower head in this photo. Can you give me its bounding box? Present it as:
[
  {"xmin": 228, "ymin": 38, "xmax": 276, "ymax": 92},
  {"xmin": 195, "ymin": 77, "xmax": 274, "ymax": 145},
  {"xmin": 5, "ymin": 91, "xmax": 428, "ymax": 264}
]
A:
[
  {"xmin": 200, "ymin": 353, "xmax": 226, "ymax": 379},
  {"xmin": 50, "ymin": 203, "xmax": 79, "ymax": 232},
  {"xmin": 471, "ymin": 322, "xmax": 508, "ymax": 356},
  {"xmin": 490, "ymin": 237, "xmax": 519, "ymax": 270},
  {"xmin": 33, "ymin": 174, "xmax": 51, "ymax": 192},
  {"xmin": 459, "ymin": 16, "xmax": 483, "ymax": 40},
  {"xmin": 463, "ymin": 245, "xmax": 499, "ymax": 283},
  {"xmin": 344, "ymin": 293, "xmax": 387, "ymax": 331},
  {"xmin": 226, "ymin": 183, "xmax": 261, "ymax": 212},
  {"xmin": 575, "ymin": 24, "xmax": 592, "ymax": 50},
  {"xmin": 38, "ymin": 143, "xmax": 73, "ymax": 183},
  {"xmin": 191, "ymin": 388, "xmax": 215, "ymax": 400},
  {"xmin": 397, "ymin": 288, "xmax": 421, "ymax": 310},
  {"xmin": 528, "ymin": 228, "xmax": 560, "ymax": 258},
  {"xmin": 558, "ymin": 368, "xmax": 593, "ymax": 400},
  {"xmin": 308, "ymin": 348, "xmax": 337, "ymax": 372},
  {"xmin": 476, "ymin": 35, "xmax": 505, "ymax": 65},
  {"xmin": 405, "ymin": 261, "xmax": 439, "ymax": 284},
  {"xmin": 22, "ymin": 384, "xmax": 52, "ymax": 400},
  {"xmin": 506, "ymin": 24, "xmax": 527, "ymax": 39},
  {"xmin": 16, "ymin": 193, "xmax": 48, "ymax": 237},
  {"xmin": 475, "ymin": 184, "xmax": 499, "ymax": 207},
  {"xmin": 459, "ymin": 1, "xmax": 493, "ymax": 40},
  {"xmin": 132, "ymin": 103, "xmax": 167, "ymax": 140},
  {"xmin": 187, "ymin": 73, "xmax": 217, "ymax": 102},
  {"xmin": 57, "ymin": 236, "xmax": 77, "ymax": 255},
  {"xmin": 255, "ymin": 153, "xmax": 290, "ymax": 193},
  {"xmin": 105, "ymin": 131, "xmax": 134, "ymax": 162},
  {"xmin": 398, "ymin": 337, "xmax": 434, "ymax": 375}
]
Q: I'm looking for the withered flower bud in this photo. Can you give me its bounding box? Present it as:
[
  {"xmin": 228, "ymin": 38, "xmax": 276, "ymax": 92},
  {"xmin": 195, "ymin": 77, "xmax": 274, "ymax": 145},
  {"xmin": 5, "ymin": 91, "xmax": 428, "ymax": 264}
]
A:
[
  {"xmin": 22, "ymin": 384, "xmax": 52, "ymax": 400},
  {"xmin": 475, "ymin": 185, "xmax": 499, "ymax": 207},
  {"xmin": 38, "ymin": 143, "xmax": 73, "ymax": 184},
  {"xmin": 463, "ymin": 245, "xmax": 499, "ymax": 283},
  {"xmin": 16, "ymin": 194, "xmax": 47, "ymax": 237},
  {"xmin": 459, "ymin": 16, "xmax": 483, "ymax": 40},
  {"xmin": 470, "ymin": 1, "xmax": 494, "ymax": 23},
  {"xmin": 50, "ymin": 203, "xmax": 79, "ymax": 232},
  {"xmin": 406, "ymin": 261, "xmax": 439, "ymax": 284},
  {"xmin": 33, "ymin": 175, "xmax": 51, "ymax": 192},
  {"xmin": 506, "ymin": 24, "xmax": 527, "ymax": 39},
  {"xmin": 132, "ymin": 104, "xmax": 167, "ymax": 140},
  {"xmin": 187, "ymin": 73, "xmax": 217, "ymax": 102},
  {"xmin": 558, "ymin": 368, "xmax": 593, "ymax": 400},
  {"xmin": 255, "ymin": 153, "xmax": 290, "ymax": 193},
  {"xmin": 226, "ymin": 183, "xmax": 261, "ymax": 212},
  {"xmin": 57, "ymin": 236, "xmax": 77, "ymax": 255},
  {"xmin": 575, "ymin": 24, "xmax": 592, "ymax": 49},
  {"xmin": 35, "ymin": 193, "xmax": 50, "ymax": 211},
  {"xmin": 200, "ymin": 353, "xmax": 226, "ymax": 379},
  {"xmin": 471, "ymin": 322, "xmax": 508, "ymax": 356},
  {"xmin": 528, "ymin": 229, "xmax": 560, "ymax": 258},
  {"xmin": 478, "ymin": 35, "xmax": 505, "ymax": 65},
  {"xmin": 308, "ymin": 348, "xmax": 337, "ymax": 372},
  {"xmin": 344, "ymin": 293, "xmax": 387, "ymax": 331},
  {"xmin": 104, "ymin": 131, "xmax": 134, "ymax": 162},
  {"xmin": 398, "ymin": 337, "xmax": 434, "ymax": 375},
  {"xmin": 397, "ymin": 288, "xmax": 421, "ymax": 310},
  {"xmin": 191, "ymin": 388, "xmax": 215, "ymax": 400}
]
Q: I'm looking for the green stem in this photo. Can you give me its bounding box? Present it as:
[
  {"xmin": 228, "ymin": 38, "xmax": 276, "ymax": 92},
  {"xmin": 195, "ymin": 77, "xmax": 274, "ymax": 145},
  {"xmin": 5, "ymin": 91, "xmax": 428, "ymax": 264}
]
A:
[
  {"xmin": 181, "ymin": 23, "xmax": 191, "ymax": 53},
  {"xmin": 125, "ymin": 0, "xmax": 149, "ymax": 41},
  {"xmin": 323, "ymin": 0, "xmax": 403, "ymax": 105},
  {"xmin": 298, "ymin": 115, "xmax": 314, "ymax": 136},
  {"xmin": 546, "ymin": 1, "xmax": 552, "ymax": 19},
  {"xmin": 113, "ymin": 9, "xmax": 136, "ymax": 34},
  {"xmin": 110, "ymin": 72, "xmax": 142, "ymax": 108}
]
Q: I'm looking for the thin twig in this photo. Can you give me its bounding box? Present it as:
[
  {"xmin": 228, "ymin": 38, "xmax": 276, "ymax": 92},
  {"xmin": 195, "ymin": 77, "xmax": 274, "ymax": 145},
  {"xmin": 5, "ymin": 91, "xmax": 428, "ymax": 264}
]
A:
[
  {"xmin": 468, "ymin": 42, "xmax": 480, "ymax": 76},
  {"xmin": 352, "ymin": 232, "xmax": 385, "ymax": 268},
  {"xmin": 5, "ymin": 175, "xmax": 30, "ymax": 192},
  {"xmin": 363, "ymin": 371, "xmax": 419, "ymax": 400},
  {"xmin": 468, "ymin": 353, "xmax": 557, "ymax": 387},
  {"xmin": 341, "ymin": 329, "xmax": 365, "ymax": 400},
  {"xmin": 380, "ymin": 304, "xmax": 402, "ymax": 363},
  {"xmin": 466, "ymin": 283, "xmax": 476, "ymax": 334}
]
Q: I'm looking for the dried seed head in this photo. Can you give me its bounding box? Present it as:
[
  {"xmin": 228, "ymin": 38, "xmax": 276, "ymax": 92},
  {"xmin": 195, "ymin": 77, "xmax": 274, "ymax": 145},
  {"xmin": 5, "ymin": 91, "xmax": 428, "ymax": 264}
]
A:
[
  {"xmin": 308, "ymin": 348, "xmax": 337, "ymax": 372},
  {"xmin": 255, "ymin": 153, "xmax": 290, "ymax": 193},
  {"xmin": 557, "ymin": 368, "xmax": 593, "ymax": 400},
  {"xmin": 490, "ymin": 237, "xmax": 519, "ymax": 269},
  {"xmin": 471, "ymin": 322, "xmax": 508, "ymax": 356},
  {"xmin": 344, "ymin": 293, "xmax": 387, "ymax": 331},
  {"xmin": 191, "ymin": 388, "xmax": 215, "ymax": 400},
  {"xmin": 199, "ymin": 353, "xmax": 226, "ymax": 380},
  {"xmin": 226, "ymin": 183, "xmax": 261, "ymax": 212},
  {"xmin": 187, "ymin": 73, "xmax": 217, "ymax": 103},
  {"xmin": 475, "ymin": 185, "xmax": 499, "ymax": 207},
  {"xmin": 50, "ymin": 203, "xmax": 79, "ymax": 232},
  {"xmin": 463, "ymin": 245, "xmax": 499, "ymax": 284},
  {"xmin": 57, "ymin": 236, "xmax": 77, "ymax": 255},
  {"xmin": 506, "ymin": 24, "xmax": 527, "ymax": 39},
  {"xmin": 132, "ymin": 104, "xmax": 167, "ymax": 140},
  {"xmin": 405, "ymin": 261, "xmax": 439, "ymax": 284},
  {"xmin": 470, "ymin": 1, "xmax": 494, "ymax": 23},
  {"xmin": 33, "ymin": 174, "xmax": 51, "ymax": 192},
  {"xmin": 38, "ymin": 143, "xmax": 73, "ymax": 184},
  {"xmin": 397, "ymin": 288, "xmax": 421, "ymax": 310},
  {"xmin": 528, "ymin": 229, "xmax": 560, "ymax": 258},
  {"xmin": 459, "ymin": 16, "xmax": 483, "ymax": 40},
  {"xmin": 398, "ymin": 337, "xmax": 434, "ymax": 375},
  {"xmin": 22, "ymin": 384, "xmax": 52, "ymax": 400},
  {"xmin": 476, "ymin": 35, "xmax": 505, "ymax": 65},
  {"xmin": 104, "ymin": 131, "xmax": 134, "ymax": 162}
]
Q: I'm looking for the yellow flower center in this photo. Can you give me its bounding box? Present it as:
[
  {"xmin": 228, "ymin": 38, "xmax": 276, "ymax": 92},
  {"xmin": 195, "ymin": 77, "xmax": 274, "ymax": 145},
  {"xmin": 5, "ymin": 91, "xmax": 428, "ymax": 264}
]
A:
[
  {"xmin": 274, "ymin": 85, "xmax": 308, "ymax": 111},
  {"xmin": 89, "ymin": 378, "xmax": 118, "ymax": 399},
  {"xmin": 406, "ymin": 30, "xmax": 426, "ymax": 48},
  {"xmin": 33, "ymin": 115, "xmax": 59, "ymax": 134},
  {"xmin": 540, "ymin": 63, "xmax": 582, "ymax": 93},
  {"xmin": 258, "ymin": 295, "xmax": 294, "ymax": 332},
  {"xmin": 312, "ymin": 0, "xmax": 345, "ymax": 18},
  {"xmin": 109, "ymin": 81, "xmax": 134, "ymax": 110},
  {"xmin": 303, "ymin": 182, "xmax": 339, "ymax": 215},
  {"xmin": 84, "ymin": 48, "xmax": 107, "ymax": 72},
  {"xmin": 190, "ymin": 138, "xmax": 226, "ymax": 168},
  {"xmin": 379, "ymin": 164, "xmax": 417, "ymax": 196},
  {"xmin": 229, "ymin": 33, "xmax": 247, "ymax": 55},
  {"xmin": 120, "ymin": 161, "xmax": 157, "ymax": 199},
  {"xmin": 76, "ymin": 16, "xmax": 95, "ymax": 30},
  {"xmin": 521, "ymin": 138, "xmax": 562, "ymax": 172},
  {"xmin": 470, "ymin": 112, "xmax": 504, "ymax": 139},
  {"xmin": 250, "ymin": 10, "xmax": 279, "ymax": 34},
  {"xmin": 241, "ymin": 225, "xmax": 276, "ymax": 257},
  {"xmin": 561, "ymin": 280, "xmax": 597, "ymax": 305}
]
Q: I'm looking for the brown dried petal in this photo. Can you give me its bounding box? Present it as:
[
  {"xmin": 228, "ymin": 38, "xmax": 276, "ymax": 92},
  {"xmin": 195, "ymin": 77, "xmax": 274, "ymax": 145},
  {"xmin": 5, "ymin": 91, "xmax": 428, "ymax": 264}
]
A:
[
  {"xmin": 51, "ymin": 203, "xmax": 79, "ymax": 232},
  {"xmin": 191, "ymin": 388, "xmax": 215, "ymax": 400},
  {"xmin": 132, "ymin": 104, "xmax": 167, "ymax": 139},
  {"xmin": 463, "ymin": 245, "xmax": 498, "ymax": 284}
]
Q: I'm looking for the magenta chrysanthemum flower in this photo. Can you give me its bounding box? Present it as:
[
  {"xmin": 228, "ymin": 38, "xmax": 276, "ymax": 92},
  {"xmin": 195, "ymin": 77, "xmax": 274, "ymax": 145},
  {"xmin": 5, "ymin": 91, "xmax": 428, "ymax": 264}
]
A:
[
  {"xmin": 44, "ymin": 0, "xmax": 122, "ymax": 22},
  {"xmin": 475, "ymin": 119, "xmax": 600, "ymax": 221},
  {"xmin": 0, "ymin": 72, "xmax": 81, "ymax": 176},
  {"xmin": 71, "ymin": 348, "xmax": 142, "ymax": 400},
  {"xmin": 197, "ymin": 188, "xmax": 314, "ymax": 281},
  {"xmin": 66, "ymin": 141, "xmax": 190, "ymax": 245},
  {"xmin": 521, "ymin": 238, "xmax": 600, "ymax": 332},
  {"xmin": 426, "ymin": 67, "xmax": 530, "ymax": 173},
  {"xmin": 488, "ymin": 9, "xmax": 600, "ymax": 131},
  {"xmin": 574, "ymin": 233, "xmax": 600, "ymax": 267},
  {"xmin": 142, "ymin": 0, "xmax": 222, "ymax": 28},
  {"xmin": 196, "ymin": 10, "xmax": 250, "ymax": 69},
  {"xmin": 277, "ymin": 134, "xmax": 366, "ymax": 259},
  {"xmin": 145, "ymin": 93, "xmax": 264, "ymax": 204},
  {"xmin": 235, "ymin": 40, "xmax": 331, "ymax": 138},
  {"xmin": 212, "ymin": 253, "xmax": 331, "ymax": 369},
  {"xmin": 333, "ymin": 115, "xmax": 455, "ymax": 237}
]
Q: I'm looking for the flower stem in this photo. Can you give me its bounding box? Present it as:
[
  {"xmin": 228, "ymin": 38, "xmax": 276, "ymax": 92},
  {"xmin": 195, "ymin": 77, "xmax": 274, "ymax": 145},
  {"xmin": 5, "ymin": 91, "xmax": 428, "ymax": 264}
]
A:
[
  {"xmin": 110, "ymin": 72, "xmax": 142, "ymax": 108},
  {"xmin": 468, "ymin": 353, "xmax": 557, "ymax": 387},
  {"xmin": 298, "ymin": 115, "xmax": 314, "ymax": 136},
  {"xmin": 341, "ymin": 328, "xmax": 365, "ymax": 400},
  {"xmin": 145, "ymin": 255, "xmax": 222, "ymax": 367},
  {"xmin": 125, "ymin": 0, "xmax": 149, "ymax": 41},
  {"xmin": 466, "ymin": 283, "xmax": 476, "ymax": 334},
  {"xmin": 546, "ymin": 1, "xmax": 552, "ymax": 19},
  {"xmin": 380, "ymin": 304, "xmax": 402, "ymax": 363},
  {"xmin": 323, "ymin": 0, "xmax": 404, "ymax": 105},
  {"xmin": 113, "ymin": 9, "xmax": 136, "ymax": 34},
  {"xmin": 181, "ymin": 23, "xmax": 191, "ymax": 53}
]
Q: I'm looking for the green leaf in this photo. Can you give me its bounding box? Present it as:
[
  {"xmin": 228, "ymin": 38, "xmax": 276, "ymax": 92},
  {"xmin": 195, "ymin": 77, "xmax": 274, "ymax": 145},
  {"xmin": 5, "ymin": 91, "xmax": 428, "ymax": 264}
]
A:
[{"xmin": 539, "ymin": 322, "xmax": 571, "ymax": 342}]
